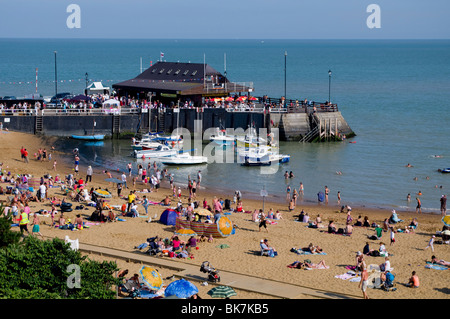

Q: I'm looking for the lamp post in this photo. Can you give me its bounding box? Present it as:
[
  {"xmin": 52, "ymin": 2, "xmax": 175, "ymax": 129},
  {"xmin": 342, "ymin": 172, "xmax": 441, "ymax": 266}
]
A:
[
  {"xmin": 54, "ymin": 51, "xmax": 58, "ymax": 96},
  {"xmin": 328, "ymin": 69, "xmax": 332, "ymax": 103},
  {"xmin": 284, "ymin": 51, "xmax": 287, "ymax": 102},
  {"xmin": 85, "ymin": 72, "xmax": 88, "ymax": 95}
]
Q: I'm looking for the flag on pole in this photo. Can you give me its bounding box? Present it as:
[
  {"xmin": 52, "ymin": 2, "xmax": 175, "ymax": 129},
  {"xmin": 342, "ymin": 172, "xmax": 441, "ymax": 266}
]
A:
[{"xmin": 160, "ymin": 52, "xmax": 164, "ymax": 61}]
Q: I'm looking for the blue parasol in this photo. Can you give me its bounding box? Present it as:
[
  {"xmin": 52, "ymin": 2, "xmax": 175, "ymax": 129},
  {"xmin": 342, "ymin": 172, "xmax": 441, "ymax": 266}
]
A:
[{"xmin": 164, "ymin": 279, "xmax": 198, "ymax": 299}]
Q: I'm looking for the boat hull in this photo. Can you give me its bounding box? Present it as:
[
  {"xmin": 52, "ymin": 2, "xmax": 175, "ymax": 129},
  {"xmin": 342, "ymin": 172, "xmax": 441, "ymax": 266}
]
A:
[
  {"xmin": 160, "ymin": 155, "xmax": 208, "ymax": 165},
  {"xmin": 71, "ymin": 135, "xmax": 105, "ymax": 140}
]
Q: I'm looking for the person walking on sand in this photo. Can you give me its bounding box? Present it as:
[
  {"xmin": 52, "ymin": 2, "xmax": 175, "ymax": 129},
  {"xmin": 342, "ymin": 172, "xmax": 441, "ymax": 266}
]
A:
[
  {"xmin": 23, "ymin": 148, "xmax": 29, "ymax": 163},
  {"xmin": 32, "ymin": 213, "xmax": 43, "ymax": 238},
  {"xmin": 358, "ymin": 262, "xmax": 369, "ymax": 299},
  {"xmin": 440, "ymin": 195, "xmax": 447, "ymax": 216},
  {"xmin": 52, "ymin": 160, "xmax": 57, "ymax": 171},
  {"xmin": 259, "ymin": 210, "xmax": 268, "ymax": 233},
  {"xmin": 389, "ymin": 227, "xmax": 396, "ymax": 246},
  {"xmin": 86, "ymin": 165, "xmax": 93, "ymax": 183},
  {"xmin": 425, "ymin": 235, "xmax": 435, "ymax": 252}
]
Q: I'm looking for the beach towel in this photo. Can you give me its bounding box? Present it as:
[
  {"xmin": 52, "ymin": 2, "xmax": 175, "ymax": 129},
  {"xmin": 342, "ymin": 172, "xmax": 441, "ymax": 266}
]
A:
[
  {"xmin": 345, "ymin": 265, "xmax": 357, "ymax": 271},
  {"xmin": 335, "ymin": 271, "xmax": 357, "ymax": 280},
  {"xmin": 295, "ymin": 250, "xmax": 327, "ymax": 256},
  {"xmin": 425, "ymin": 262, "xmax": 448, "ymax": 270}
]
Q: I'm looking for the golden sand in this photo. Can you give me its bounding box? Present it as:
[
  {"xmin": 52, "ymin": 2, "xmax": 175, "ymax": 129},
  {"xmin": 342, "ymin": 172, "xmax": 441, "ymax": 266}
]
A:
[{"xmin": 1, "ymin": 131, "xmax": 448, "ymax": 299}]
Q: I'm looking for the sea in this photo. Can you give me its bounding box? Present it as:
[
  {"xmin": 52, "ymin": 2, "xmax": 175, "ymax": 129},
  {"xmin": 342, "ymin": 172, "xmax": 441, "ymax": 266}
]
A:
[{"xmin": 1, "ymin": 38, "xmax": 450, "ymax": 213}]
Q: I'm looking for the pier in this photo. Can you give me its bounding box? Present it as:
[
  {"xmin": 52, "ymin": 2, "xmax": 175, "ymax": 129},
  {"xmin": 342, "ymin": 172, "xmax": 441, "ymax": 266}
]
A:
[{"xmin": 0, "ymin": 102, "xmax": 354, "ymax": 142}]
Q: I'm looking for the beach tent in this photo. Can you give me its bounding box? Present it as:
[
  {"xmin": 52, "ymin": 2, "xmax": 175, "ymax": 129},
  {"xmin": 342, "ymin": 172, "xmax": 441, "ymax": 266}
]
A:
[
  {"xmin": 86, "ymin": 81, "xmax": 110, "ymax": 95},
  {"xmin": 160, "ymin": 208, "xmax": 178, "ymax": 226}
]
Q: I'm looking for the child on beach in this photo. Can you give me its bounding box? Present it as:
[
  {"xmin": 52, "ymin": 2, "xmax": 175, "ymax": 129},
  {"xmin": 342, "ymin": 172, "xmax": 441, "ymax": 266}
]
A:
[
  {"xmin": 425, "ymin": 235, "xmax": 435, "ymax": 252},
  {"xmin": 390, "ymin": 227, "xmax": 396, "ymax": 246},
  {"xmin": 32, "ymin": 214, "xmax": 43, "ymax": 238}
]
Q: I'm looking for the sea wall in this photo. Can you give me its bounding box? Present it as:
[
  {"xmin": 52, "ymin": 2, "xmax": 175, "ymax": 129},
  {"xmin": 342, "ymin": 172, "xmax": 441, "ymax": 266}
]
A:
[{"xmin": 0, "ymin": 109, "xmax": 353, "ymax": 141}]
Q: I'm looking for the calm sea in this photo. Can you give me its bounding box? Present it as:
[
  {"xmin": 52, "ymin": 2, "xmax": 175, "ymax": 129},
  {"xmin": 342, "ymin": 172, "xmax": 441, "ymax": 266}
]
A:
[{"xmin": 1, "ymin": 39, "xmax": 450, "ymax": 213}]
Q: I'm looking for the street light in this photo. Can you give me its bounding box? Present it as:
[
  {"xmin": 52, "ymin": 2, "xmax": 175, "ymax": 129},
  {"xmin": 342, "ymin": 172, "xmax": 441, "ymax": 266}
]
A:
[
  {"xmin": 284, "ymin": 51, "xmax": 287, "ymax": 102},
  {"xmin": 328, "ymin": 69, "xmax": 332, "ymax": 103},
  {"xmin": 85, "ymin": 72, "xmax": 89, "ymax": 95},
  {"xmin": 54, "ymin": 51, "xmax": 58, "ymax": 96}
]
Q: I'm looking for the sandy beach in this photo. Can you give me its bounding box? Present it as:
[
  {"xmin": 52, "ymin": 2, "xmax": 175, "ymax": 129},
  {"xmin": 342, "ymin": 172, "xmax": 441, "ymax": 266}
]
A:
[{"xmin": 1, "ymin": 130, "xmax": 449, "ymax": 299}]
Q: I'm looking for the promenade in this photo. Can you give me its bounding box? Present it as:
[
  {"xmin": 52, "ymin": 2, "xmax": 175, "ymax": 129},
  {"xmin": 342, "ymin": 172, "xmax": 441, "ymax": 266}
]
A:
[{"xmin": 78, "ymin": 242, "xmax": 359, "ymax": 299}]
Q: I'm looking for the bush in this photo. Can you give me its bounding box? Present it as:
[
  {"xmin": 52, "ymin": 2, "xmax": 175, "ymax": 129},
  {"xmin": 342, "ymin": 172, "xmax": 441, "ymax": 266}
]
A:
[{"xmin": 0, "ymin": 216, "xmax": 120, "ymax": 299}]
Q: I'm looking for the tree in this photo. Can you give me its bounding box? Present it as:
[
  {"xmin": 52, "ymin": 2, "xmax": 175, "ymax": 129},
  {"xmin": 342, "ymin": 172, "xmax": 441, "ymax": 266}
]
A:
[
  {"xmin": 0, "ymin": 204, "xmax": 21, "ymax": 249},
  {"xmin": 0, "ymin": 232, "xmax": 120, "ymax": 299}
]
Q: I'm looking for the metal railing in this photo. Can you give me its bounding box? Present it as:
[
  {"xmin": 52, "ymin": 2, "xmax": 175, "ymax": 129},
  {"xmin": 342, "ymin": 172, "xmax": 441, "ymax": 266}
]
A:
[{"xmin": 0, "ymin": 108, "xmax": 142, "ymax": 116}]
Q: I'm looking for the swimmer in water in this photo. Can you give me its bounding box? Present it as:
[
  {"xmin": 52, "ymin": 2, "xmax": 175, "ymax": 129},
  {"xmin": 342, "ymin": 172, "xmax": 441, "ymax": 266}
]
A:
[{"xmin": 406, "ymin": 163, "xmax": 413, "ymax": 167}]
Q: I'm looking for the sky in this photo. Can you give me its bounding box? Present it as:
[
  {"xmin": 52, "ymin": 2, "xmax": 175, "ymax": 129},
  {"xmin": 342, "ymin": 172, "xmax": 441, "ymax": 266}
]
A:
[{"xmin": 0, "ymin": 0, "xmax": 448, "ymax": 39}]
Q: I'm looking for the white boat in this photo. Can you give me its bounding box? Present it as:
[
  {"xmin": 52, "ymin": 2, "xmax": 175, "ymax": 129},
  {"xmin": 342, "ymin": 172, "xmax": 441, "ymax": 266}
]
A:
[
  {"xmin": 235, "ymin": 126, "xmax": 274, "ymax": 148},
  {"xmin": 134, "ymin": 144, "xmax": 178, "ymax": 159},
  {"xmin": 132, "ymin": 133, "xmax": 183, "ymax": 150},
  {"xmin": 133, "ymin": 141, "xmax": 164, "ymax": 150},
  {"xmin": 160, "ymin": 153, "xmax": 208, "ymax": 165},
  {"xmin": 238, "ymin": 146, "xmax": 289, "ymax": 166},
  {"xmin": 210, "ymin": 128, "xmax": 235, "ymax": 145}
]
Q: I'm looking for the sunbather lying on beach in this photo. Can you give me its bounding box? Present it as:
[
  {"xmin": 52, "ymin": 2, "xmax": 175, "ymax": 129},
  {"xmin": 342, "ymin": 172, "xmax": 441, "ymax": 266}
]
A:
[
  {"xmin": 305, "ymin": 243, "xmax": 323, "ymax": 254},
  {"xmin": 288, "ymin": 260, "xmax": 329, "ymax": 269},
  {"xmin": 429, "ymin": 255, "xmax": 450, "ymax": 266}
]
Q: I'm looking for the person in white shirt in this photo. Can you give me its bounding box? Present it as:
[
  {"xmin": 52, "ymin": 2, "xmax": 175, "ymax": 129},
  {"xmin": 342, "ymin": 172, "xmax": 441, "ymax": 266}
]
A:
[
  {"xmin": 39, "ymin": 183, "xmax": 47, "ymax": 201},
  {"xmin": 121, "ymin": 172, "xmax": 127, "ymax": 188}
]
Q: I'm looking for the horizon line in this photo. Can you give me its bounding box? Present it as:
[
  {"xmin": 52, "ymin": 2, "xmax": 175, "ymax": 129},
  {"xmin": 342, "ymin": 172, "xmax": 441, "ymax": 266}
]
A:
[{"xmin": 0, "ymin": 37, "xmax": 449, "ymax": 41}]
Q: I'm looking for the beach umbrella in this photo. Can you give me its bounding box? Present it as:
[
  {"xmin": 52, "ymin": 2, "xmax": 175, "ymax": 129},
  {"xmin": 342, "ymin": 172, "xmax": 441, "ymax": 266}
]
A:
[
  {"xmin": 216, "ymin": 215, "xmax": 233, "ymax": 237},
  {"xmin": 207, "ymin": 286, "xmax": 237, "ymax": 299},
  {"xmin": 248, "ymin": 96, "xmax": 258, "ymax": 101},
  {"xmin": 93, "ymin": 189, "xmax": 112, "ymax": 198},
  {"xmin": 174, "ymin": 228, "xmax": 197, "ymax": 237},
  {"xmin": 442, "ymin": 215, "xmax": 450, "ymax": 227},
  {"xmin": 104, "ymin": 177, "xmax": 124, "ymax": 184},
  {"xmin": 164, "ymin": 279, "xmax": 198, "ymax": 299},
  {"xmin": 195, "ymin": 208, "xmax": 213, "ymax": 216},
  {"xmin": 139, "ymin": 266, "xmax": 163, "ymax": 291},
  {"xmin": 69, "ymin": 94, "xmax": 91, "ymax": 102}
]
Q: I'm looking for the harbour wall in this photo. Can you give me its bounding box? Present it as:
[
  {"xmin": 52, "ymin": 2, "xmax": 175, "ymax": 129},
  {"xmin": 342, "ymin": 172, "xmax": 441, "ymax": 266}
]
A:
[{"xmin": 0, "ymin": 108, "xmax": 353, "ymax": 141}]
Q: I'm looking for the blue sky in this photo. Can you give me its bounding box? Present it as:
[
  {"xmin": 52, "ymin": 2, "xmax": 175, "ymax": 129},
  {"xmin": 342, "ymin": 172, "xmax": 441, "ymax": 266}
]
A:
[{"xmin": 0, "ymin": 0, "xmax": 448, "ymax": 39}]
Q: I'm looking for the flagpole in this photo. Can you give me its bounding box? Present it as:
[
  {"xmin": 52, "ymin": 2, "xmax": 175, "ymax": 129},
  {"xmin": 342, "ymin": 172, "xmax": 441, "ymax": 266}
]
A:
[{"xmin": 35, "ymin": 68, "xmax": 38, "ymax": 93}]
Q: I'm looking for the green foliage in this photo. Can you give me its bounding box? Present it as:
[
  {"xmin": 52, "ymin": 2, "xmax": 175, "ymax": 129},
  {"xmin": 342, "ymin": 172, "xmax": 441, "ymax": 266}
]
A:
[
  {"xmin": 0, "ymin": 204, "xmax": 21, "ymax": 248},
  {"xmin": 0, "ymin": 235, "xmax": 120, "ymax": 299}
]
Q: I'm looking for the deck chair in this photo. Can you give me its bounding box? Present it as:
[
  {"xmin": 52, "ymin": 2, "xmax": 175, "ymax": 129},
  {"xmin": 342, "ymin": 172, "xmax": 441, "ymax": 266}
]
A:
[{"xmin": 260, "ymin": 243, "xmax": 271, "ymax": 256}]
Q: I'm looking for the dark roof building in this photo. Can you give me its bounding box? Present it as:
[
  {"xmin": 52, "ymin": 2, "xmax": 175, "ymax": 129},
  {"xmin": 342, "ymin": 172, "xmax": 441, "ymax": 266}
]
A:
[{"xmin": 112, "ymin": 61, "xmax": 252, "ymax": 105}]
